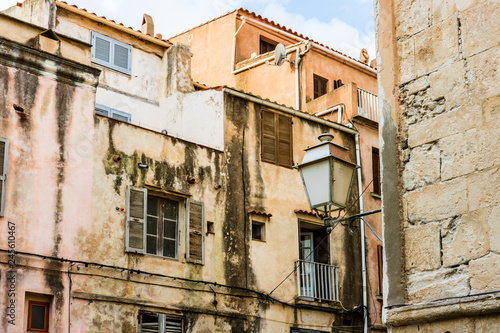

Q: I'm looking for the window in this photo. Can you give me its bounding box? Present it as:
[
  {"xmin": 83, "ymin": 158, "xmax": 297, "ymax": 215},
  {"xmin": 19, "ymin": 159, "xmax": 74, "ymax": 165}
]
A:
[
  {"xmin": 333, "ymin": 79, "xmax": 344, "ymax": 89},
  {"xmin": 0, "ymin": 137, "xmax": 8, "ymax": 217},
  {"xmin": 260, "ymin": 37, "xmax": 277, "ymax": 54},
  {"xmin": 27, "ymin": 301, "xmax": 49, "ymax": 332},
  {"xmin": 251, "ymin": 222, "xmax": 265, "ymax": 241},
  {"xmin": 146, "ymin": 196, "xmax": 179, "ymax": 258},
  {"xmin": 139, "ymin": 312, "xmax": 183, "ymax": 333},
  {"xmin": 372, "ymin": 148, "xmax": 381, "ymax": 195},
  {"xmin": 291, "ymin": 328, "xmax": 329, "ymax": 333},
  {"xmin": 91, "ymin": 31, "xmax": 132, "ymax": 75},
  {"xmin": 95, "ymin": 104, "xmax": 131, "ymax": 123},
  {"xmin": 313, "ymin": 75, "xmax": 328, "ymax": 99},
  {"xmin": 377, "ymin": 245, "xmax": 383, "ymax": 296},
  {"xmin": 261, "ymin": 109, "xmax": 293, "ymax": 167},
  {"xmin": 126, "ymin": 186, "xmax": 204, "ymax": 262}
]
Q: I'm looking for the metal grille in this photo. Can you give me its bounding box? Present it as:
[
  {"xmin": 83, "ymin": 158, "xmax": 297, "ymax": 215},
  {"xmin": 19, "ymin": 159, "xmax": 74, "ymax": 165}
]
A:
[{"xmin": 296, "ymin": 260, "xmax": 339, "ymax": 302}]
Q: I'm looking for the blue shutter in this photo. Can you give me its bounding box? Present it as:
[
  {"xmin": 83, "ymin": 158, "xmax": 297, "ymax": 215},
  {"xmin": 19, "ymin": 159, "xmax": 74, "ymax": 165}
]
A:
[{"xmin": 91, "ymin": 31, "xmax": 132, "ymax": 75}]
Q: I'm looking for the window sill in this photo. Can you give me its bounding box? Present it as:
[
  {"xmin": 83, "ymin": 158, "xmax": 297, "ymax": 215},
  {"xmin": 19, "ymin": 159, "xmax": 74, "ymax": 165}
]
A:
[
  {"xmin": 251, "ymin": 238, "xmax": 266, "ymax": 243},
  {"xmin": 127, "ymin": 251, "xmax": 180, "ymax": 262},
  {"xmin": 371, "ymin": 192, "xmax": 381, "ymax": 199}
]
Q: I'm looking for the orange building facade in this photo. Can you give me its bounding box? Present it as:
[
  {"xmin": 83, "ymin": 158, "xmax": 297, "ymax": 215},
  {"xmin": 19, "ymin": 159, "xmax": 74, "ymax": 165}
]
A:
[{"xmin": 171, "ymin": 9, "xmax": 384, "ymax": 332}]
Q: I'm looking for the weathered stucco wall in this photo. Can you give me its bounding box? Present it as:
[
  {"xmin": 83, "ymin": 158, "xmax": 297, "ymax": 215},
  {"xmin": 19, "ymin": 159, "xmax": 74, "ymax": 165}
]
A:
[
  {"xmin": 0, "ymin": 26, "xmax": 99, "ymax": 332},
  {"xmin": 377, "ymin": 0, "xmax": 500, "ymax": 329}
]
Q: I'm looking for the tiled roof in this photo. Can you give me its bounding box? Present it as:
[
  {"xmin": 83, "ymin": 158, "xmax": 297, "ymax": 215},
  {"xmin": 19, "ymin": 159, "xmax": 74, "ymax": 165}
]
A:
[
  {"xmin": 56, "ymin": 1, "xmax": 172, "ymax": 45},
  {"xmin": 238, "ymin": 9, "xmax": 372, "ymax": 69},
  {"xmin": 169, "ymin": 7, "xmax": 373, "ymax": 70},
  {"xmin": 294, "ymin": 209, "xmax": 327, "ymax": 218},
  {"xmin": 248, "ymin": 210, "xmax": 272, "ymax": 218}
]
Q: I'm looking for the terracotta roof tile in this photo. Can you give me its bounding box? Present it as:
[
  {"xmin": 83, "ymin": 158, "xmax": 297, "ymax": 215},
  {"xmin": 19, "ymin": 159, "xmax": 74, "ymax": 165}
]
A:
[
  {"xmin": 294, "ymin": 209, "xmax": 327, "ymax": 218},
  {"xmin": 248, "ymin": 210, "xmax": 272, "ymax": 218},
  {"xmin": 56, "ymin": 1, "xmax": 173, "ymax": 45}
]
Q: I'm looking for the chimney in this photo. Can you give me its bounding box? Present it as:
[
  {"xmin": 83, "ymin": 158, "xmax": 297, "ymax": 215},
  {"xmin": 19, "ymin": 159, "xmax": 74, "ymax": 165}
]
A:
[
  {"xmin": 141, "ymin": 14, "xmax": 154, "ymax": 36},
  {"xmin": 165, "ymin": 43, "xmax": 194, "ymax": 97}
]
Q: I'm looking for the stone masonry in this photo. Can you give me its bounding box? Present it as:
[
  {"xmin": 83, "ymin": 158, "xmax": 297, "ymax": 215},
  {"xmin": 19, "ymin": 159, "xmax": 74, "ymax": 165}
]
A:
[{"xmin": 377, "ymin": 0, "xmax": 500, "ymax": 330}]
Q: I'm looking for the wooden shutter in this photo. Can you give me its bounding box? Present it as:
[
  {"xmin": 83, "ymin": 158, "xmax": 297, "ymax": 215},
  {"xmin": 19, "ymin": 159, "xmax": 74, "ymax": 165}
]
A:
[
  {"xmin": 261, "ymin": 109, "xmax": 277, "ymax": 163},
  {"xmin": 126, "ymin": 186, "xmax": 147, "ymax": 253},
  {"xmin": 372, "ymin": 148, "xmax": 381, "ymax": 195},
  {"xmin": 377, "ymin": 245, "xmax": 383, "ymax": 295},
  {"xmin": 91, "ymin": 31, "xmax": 132, "ymax": 75},
  {"xmin": 277, "ymin": 114, "xmax": 292, "ymax": 166},
  {"xmin": 0, "ymin": 138, "xmax": 9, "ymax": 217},
  {"xmin": 94, "ymin": 35, "xmax": 111, "ymax": 62},
  {"xmin": 186, "ymin": 200, "xmax": 204, "ymax": 264},
  {"xmin": 95, "ymin": 104, "xmax": 110, "ymax": 117},
  {"xmin": 164, "ymin": 317, "xmax": 183, "ymax": 333}
]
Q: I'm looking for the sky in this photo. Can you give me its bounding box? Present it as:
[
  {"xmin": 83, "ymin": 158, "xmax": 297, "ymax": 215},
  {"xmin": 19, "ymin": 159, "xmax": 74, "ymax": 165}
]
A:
[{"xmin": 4, "ymin": 0, "xmax": 376, "ymax": 60}]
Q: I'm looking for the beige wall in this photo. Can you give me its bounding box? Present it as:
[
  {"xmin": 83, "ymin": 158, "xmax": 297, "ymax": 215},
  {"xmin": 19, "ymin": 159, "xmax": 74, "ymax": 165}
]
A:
[{"xmin": 378, "ymin": 0, "xmax": 500, "ymax": 330}]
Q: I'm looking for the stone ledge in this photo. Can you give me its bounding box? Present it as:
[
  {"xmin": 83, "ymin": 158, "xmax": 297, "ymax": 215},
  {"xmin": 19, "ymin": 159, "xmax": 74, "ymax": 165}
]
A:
[{"xmin": 386, "ymin": 291, "xmax": 500, "ymax": 327}]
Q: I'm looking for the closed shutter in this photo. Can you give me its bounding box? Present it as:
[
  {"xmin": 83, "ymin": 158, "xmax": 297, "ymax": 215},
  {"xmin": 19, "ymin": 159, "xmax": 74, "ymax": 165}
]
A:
[
  {"xmin": 261, "ymin": 109, "xmax": 277, "ymax": 163},
  {"xmin": 126, "ymin": 186, "xmax": 147, "ymax": 253},
  {"xmin": 95, "ymin": 104, "xmax": 110, "ymax": 117},
  {"xmin": 0, "ymin": 138, "xmax": 9, "ymax": 217},
  {"xmin": 186, "ymin": 200, "xmax": 204, "ymax": 264},
  {"xmin": 277, "ymin": 114, "xmax": 292, "ymax": 166},
  {"xmin": 94, "ymin": 35, "xmax": 111, "ymax": 63},
  {"xmin": 91, "ymin": 31, "xmax": 132, "ymax": 75},
  {"xmin": 165, "ymin": 317, "xmax": 183, "ymax": 333}
]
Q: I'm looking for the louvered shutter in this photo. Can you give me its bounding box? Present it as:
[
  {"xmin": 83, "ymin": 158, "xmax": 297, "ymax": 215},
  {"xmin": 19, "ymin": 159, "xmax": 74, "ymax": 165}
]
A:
[
  {"xmin": 95, "ymin": 104, "xmax": 110, "ymax": 117},
  {"xmin": 261, "ymin": 109, "xmax": 277, "ymax": 163},
  {"xmin": 277, "ymin": 114, "xmax": 292, "ymax": 166},
  {"xmin": 0, "ymin": 138, "xmax": 9, "ymax": 217},
  {"xmin": 126, "ymin": 186, "xmax": 147, "ymax": 253},
  {"xmin": 94, "ymin": 36, "xmax": 110, "ymax": 63},
  {"xmin": 165, "ymin": 317, "xmax": 183, "ymax": 333},
  {"xmin": 186, "ymin": 200, "xmax": 204, "ymax": 264}
]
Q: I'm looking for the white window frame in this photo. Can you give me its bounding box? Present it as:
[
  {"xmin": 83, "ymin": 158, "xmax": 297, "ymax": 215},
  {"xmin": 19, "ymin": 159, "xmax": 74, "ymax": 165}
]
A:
[
  {"xmin": 90, "ymin": 31, "xmax": 132, "ymax": 75},
  {"xmin": 95, "ymin": 104, "xmax": 131, "ymax": 123}
]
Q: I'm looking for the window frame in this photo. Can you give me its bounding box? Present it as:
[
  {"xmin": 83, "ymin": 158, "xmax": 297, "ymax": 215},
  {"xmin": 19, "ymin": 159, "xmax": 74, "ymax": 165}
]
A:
[
  {"xmin": 372, "ymin": 147, "xmax": 381, "ymax": 196},
  {"xmin": 251, "ymin": 221, "xmax": 265, "ymax": 241},
  {"xmin": 95, "ymin": 104, "xmax": 131, "ymax": 123},
  {"xmin": 27, "ymin": 300, "xmax": 50, "ymax": 332},
  {"xmin": 91, "ymin": 31, "xmax": 132, "ymax": 75},
  {"xmin": 139, "ymin": 312, "xmax": 184, "ymax": 333},
  {"xmin": 313, "ymin": 74, "xmax": 328, "ymax": 99},
  {"xmin": 259, "ymin": 36, "xmax": 277, "ymax": 55},
  {"xmin": 146, "ymin": 195, "xmax": 180, "ymax": 260},
  {"xmin": 260, "ymin": 108, "xmax": 293, "ymax": 168}
]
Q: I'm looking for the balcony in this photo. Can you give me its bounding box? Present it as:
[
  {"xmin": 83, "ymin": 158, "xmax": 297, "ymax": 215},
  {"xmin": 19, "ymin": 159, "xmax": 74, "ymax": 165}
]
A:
[
  {"xmin": 296, "ymin": 260, "xmax": 339, "ymax": 302},
  {"xmin": 357, "ymin": 88, "xmax": 378, "ymax": 122},
  {"xmin": 306, "ymin": 83, "xmax": 378, "ymax": 124}
]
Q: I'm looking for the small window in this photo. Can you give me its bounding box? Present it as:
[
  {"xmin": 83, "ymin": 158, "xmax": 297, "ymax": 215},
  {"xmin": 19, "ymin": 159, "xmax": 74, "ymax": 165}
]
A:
[
  {"xmin": 334, "ymin": 79, "xmax": 343, "ymax": 89},
  {"xmin": 139, "ymin": 312, "xmax": 183, "ymax": 333},
  {"xmin": 372, "ymin": 148, "xmax": 381, "ymax": 195},
  {"xmin": 261, "ymin": 109, "xmax": 293, "ymax": 167},
  {"xmin": 206, "ymin": 221, "xmax": 215, "ymax": 234},
  {"xmin": 91, "ymin": 31, "xmax": 132, "ymax": 75},
  {"xmin": 260, "ymin": 37, "xmax": 277, "ymax": 54},
  {"xmin": 0, "ymin": 137, "xmax": 9, "ymax": 217},
  {"xmin": 377, "ymin": 245, "xmax": 383, "ymax": 295},
  {"xmin": 95, "ymin": 104, "xmax": 131, "ymax": 123},
  {"xmin": 313, "ymin": 75, "xmax": 328, "ymax": 99},
  {"xmin": 27, "ymin": 301, "xmax": 50, "ymax": 332},
  {"xmin": 252, "ymin": 222, "xmax": 265, "ymax": 241}
]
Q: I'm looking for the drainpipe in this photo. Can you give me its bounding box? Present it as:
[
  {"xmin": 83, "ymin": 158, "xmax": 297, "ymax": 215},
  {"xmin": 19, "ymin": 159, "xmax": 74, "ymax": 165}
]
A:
[
  {"xmin": 294, "ymin": 42, "xmax": 311, "ymax": 110},
  {"xmin": 231, "ymin": 17, "xmax": 246, "ymax": 73},
  {"xmin": 314, "ymin": 105, "xmax": 343, "ymax": 124},
  {"xmin": 355, "ymin": 133, "xmax": 368, "ymax": 333}
]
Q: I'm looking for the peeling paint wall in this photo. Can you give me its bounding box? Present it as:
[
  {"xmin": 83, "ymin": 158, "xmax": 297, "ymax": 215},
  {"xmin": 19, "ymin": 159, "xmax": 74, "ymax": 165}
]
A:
[{"xmin": 0, "ymin": 16, "xmax": 99, "ymax": 333}]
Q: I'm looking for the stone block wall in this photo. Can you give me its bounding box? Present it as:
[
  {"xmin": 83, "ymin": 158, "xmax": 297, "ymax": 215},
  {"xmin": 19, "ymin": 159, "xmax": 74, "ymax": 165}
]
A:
[{"xmin": 377, "ymin": 0, "xmax": 500, "ymax": 329}]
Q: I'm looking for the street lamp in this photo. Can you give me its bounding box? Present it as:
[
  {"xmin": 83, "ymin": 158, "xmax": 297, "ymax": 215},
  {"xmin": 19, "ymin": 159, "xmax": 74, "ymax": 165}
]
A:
[{"xmin": 294, "ymin": 133, "xmax": 358, "ymax": 219}]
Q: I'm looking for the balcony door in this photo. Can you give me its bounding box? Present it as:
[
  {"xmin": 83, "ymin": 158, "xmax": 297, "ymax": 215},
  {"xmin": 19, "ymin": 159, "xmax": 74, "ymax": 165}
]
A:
[{"xmin": 299, "ymin": 232, "xmax": 315, "ymax": 298}]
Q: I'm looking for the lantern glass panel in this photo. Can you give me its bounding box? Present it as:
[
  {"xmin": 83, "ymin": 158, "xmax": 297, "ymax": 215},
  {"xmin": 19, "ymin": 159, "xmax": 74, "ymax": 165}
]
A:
[
  {"xmin": 301, "ymin": 159, "xmax": 331, "ymax": 208},
  {"xmin": 332, "ymin": 160, "xmax": 355, "ymax": 207}
]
